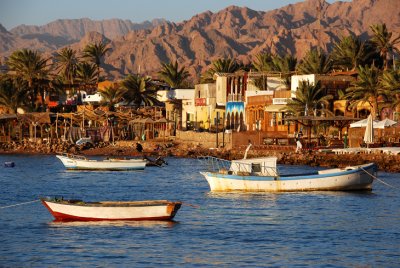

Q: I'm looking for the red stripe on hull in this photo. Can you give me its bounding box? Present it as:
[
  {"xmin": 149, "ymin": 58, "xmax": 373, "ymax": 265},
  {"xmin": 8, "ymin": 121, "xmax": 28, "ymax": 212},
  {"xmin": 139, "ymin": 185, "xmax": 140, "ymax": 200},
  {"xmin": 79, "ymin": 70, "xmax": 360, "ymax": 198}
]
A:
[
  {"xmin": 51, "ymin": 211, "xmax": 175, "ymax": 222},
  {"xmin": 41, "ymin": 200, "xmax": 179, "ymax": 222}
]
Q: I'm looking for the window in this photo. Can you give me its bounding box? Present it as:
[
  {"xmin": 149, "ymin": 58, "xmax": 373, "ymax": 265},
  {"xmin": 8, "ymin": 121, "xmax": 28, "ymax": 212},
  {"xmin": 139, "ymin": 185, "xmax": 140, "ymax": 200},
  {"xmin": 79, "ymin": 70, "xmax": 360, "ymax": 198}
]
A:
[{"xmin": 252, "ymin": 163, "xmax": 261, "ymax": 173}]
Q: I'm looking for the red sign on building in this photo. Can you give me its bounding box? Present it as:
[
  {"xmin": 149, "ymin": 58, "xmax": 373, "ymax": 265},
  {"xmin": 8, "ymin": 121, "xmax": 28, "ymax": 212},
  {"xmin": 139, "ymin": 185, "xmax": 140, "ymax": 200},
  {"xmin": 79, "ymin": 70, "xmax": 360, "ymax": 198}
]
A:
[{"xmin": 195, "ymin": 98, "xmax": 206, "ymax": 106}]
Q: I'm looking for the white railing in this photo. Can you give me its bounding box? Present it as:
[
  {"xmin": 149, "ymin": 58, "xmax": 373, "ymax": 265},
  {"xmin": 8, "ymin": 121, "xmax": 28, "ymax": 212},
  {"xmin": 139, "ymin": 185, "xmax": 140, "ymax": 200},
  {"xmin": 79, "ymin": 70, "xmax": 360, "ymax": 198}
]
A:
[{"xmin": 198, "ymin": 156, "xmax": 279, "ymax": 177}]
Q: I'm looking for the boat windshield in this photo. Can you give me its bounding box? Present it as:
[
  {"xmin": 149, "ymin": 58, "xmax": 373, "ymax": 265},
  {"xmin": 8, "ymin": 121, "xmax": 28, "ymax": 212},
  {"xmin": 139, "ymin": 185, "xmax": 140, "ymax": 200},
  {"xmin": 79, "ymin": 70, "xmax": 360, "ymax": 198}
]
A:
[{"xmin": 200, "ymin": 156, "xmax": 279, "ymax": 177}]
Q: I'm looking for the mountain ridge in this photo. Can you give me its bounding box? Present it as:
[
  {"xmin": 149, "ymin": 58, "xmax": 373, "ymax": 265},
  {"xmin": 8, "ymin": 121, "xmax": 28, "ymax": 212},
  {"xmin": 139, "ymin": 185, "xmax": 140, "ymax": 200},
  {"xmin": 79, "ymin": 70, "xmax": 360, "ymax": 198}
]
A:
[{"xmin": 1, "ymin": 0, "xmax": 399, "ymax": 82}]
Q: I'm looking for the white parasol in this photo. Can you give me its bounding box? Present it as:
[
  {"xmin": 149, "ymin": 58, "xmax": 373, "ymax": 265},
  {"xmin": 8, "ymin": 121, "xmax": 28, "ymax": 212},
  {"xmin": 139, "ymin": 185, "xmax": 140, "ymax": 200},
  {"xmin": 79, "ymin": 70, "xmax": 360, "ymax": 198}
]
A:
[
  {"xmin": 363, "ymin": 114, "xmax": 374, "ymax": 144},
  {"xmin": 374, "ymin": 118, "xmax": 397, "ymax": 129}
]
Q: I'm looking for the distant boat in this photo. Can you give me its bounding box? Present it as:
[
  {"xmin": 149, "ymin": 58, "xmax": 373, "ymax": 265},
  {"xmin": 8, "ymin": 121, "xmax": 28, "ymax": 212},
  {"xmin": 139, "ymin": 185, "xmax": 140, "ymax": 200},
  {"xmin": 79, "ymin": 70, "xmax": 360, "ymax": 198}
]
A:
[
  {"xmin": 41, "ymin": 197, "xmax": 182, "ymax": 221},
  {"xmin": 75, "ymin": 137, "xmax": 93, "ymax": 146},
  {"xmin": 144, "ymin": 156, "xmax": 168, "ymax": 167},
  {"xmin": 200, "ymin": 156, "xmax": 377, "ymax": 192},
  {"xmin": 4, "ymin": 161, "xmax": 15, "ymax": 167},
  {"xmin": 56, "ymin": 153, "xmax": 146, "ymax": 171}
]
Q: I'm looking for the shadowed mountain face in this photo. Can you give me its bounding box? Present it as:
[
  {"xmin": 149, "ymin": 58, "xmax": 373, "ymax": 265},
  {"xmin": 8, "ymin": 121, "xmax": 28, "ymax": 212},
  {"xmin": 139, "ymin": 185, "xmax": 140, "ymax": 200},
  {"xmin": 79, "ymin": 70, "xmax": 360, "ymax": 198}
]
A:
[{"xmin": 1, "ymin": 0, "xmax": 399, "ymax": 81}]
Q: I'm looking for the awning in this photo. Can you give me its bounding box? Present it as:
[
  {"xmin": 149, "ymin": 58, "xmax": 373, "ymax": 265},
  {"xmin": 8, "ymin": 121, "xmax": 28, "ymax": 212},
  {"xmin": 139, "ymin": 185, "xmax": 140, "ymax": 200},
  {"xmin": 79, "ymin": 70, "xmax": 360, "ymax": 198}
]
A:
[
  {"xmin": 0, "ymin": 114, "xmax": 17, "ymax": 120},
  {"xmin": 357, "ymin": 101, "xmax": 372, "ymax": 111},
  {"xmin": 264, "ymin": 104, "xmax": 288, "ymax": 113},
  {"xmin": 333, "ymin": 100, "xmax": 346, "ymax": 113}
]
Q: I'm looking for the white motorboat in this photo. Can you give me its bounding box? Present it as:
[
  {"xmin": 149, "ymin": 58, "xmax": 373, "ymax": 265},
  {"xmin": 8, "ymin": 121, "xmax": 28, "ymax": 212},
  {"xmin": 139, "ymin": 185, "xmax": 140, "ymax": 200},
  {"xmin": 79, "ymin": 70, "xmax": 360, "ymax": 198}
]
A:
[
  {"xmin": 56, "ymin": 153, "xmax": 147, "ymax": 171},
  {"xmin": 200, "ymin": 156, "xmax": 377, "ymax": 192}
]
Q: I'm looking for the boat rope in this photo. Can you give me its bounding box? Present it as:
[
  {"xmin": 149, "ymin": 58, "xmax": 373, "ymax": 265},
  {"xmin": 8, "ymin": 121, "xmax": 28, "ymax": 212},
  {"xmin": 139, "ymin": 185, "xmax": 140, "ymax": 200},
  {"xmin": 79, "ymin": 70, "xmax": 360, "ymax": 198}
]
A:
[
  {"xmin": 0, "ymin": 199, "xmax": 40, "ymax": 209},
  {"xmin": 360, "ymin": 167, "xmax": 398, "ymax": 189}
]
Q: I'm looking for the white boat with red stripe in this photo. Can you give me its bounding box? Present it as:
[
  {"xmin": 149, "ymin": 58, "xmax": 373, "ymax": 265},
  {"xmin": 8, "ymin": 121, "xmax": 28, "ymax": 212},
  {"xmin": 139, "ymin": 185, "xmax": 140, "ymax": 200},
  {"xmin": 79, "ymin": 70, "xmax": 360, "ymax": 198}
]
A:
[{"xmin": 41, "ymin": 197, "xmax": 182, "ymax": 221}]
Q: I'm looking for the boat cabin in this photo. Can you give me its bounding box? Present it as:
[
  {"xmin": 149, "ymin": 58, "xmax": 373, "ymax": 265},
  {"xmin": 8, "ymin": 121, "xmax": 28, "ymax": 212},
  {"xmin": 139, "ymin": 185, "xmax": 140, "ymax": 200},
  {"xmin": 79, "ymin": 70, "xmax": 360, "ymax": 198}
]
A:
[{"xmin": 230, "ymin": 157, "xmax": 278, "ymax": 176}]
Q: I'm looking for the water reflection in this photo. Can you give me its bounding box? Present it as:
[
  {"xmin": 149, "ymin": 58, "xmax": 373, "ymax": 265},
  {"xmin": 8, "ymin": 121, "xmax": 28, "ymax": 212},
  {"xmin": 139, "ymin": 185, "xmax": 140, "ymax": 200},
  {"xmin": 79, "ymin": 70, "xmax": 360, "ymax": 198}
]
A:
[
  {"xmin": 48, "ymin": 220, "xmax": 179, "ymax": 228},
  {"xmin": 206, "ymin": 189, "xmax": 375, "ymax": 198}
]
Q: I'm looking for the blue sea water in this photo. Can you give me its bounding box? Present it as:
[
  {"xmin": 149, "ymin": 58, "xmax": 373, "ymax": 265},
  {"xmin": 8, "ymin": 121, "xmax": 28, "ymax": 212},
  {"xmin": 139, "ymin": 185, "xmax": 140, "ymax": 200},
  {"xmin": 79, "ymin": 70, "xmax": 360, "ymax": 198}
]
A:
[{"xmin": 0, "ymin": 155, "xmax": 399, "ymax": 267}]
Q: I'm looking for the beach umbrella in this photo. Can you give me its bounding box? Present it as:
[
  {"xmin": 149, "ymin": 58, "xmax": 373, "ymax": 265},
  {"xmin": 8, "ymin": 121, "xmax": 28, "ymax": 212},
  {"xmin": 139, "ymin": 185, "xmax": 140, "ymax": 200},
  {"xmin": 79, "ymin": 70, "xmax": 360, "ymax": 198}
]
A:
[
  {"xmin": 363, "ymin": 114, "xmax": 374, "ymax": 144},
  {"xmin": 350, "ymin": 118, "xmax": 379, "ymax": 128},
  {"xmin": 374, "ymin": 118, "xmax": 397, "ymax": 129},
  {"xmin": 350, "ymin": 118, "xmax": 368, "ymax": 128}
]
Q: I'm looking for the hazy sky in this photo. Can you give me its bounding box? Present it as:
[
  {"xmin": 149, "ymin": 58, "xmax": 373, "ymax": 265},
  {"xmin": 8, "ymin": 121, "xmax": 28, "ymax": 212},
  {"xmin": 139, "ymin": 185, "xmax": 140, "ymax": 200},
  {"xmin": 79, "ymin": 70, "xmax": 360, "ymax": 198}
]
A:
[{"xmin": 0, "ymin": 0, "xmax": 346, "ymax": 30}]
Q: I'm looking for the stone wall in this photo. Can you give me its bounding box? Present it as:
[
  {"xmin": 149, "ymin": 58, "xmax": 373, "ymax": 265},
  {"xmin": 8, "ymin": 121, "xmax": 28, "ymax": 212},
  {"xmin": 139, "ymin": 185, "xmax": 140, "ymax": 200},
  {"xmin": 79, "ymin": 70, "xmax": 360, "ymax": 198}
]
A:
[{"xmin": 176, "ymin": 130, "xmax": 231, "ymax": 149}]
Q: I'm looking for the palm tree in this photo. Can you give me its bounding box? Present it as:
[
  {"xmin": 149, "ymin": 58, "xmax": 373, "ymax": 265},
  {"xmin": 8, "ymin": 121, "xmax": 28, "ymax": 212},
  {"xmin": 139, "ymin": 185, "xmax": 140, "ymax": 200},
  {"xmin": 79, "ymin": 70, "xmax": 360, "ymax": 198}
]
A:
[
  {"xmin": 287, "ymin": 80, "xmax": 332, "ymax": 116},
  {"xmin": 158, "ymin": 61, "xmax": 190, "ymax": 88},
  {"xmin": 75, "ymin": 62, "xmax": 99, "ymax": 94},
  {"xmin": 232, "ymin": 52, "xmax": 294, "ymax": 91},
  {"xmin": 252, "ymin": 53, "xmax": 297, "ymax": 90},
  {"xmin": 99, "ymin": 84, "xmax": 127, "ymax": 112},
  {"xmin": 6, "ymin": 49, "xmax": 49, "ymax": 111},
  {"xmin": 345, "ymin": 65, "xmax": 388, "ymax": 118},
  {"xmin": 122, "ymin": 74, "xmax": 159, "ymax": 108},
  {"xmin": 331, "ymin": 34, "xmax": 377, "ymax": 71},
  {"xmin": 370, "ymin": 23, "xmax": 400, "ymax": 70},
  {"xmin": 272, "ymin": 54, "xmax": 297, "ymax": 89},
  {"xmin": 253, "ymin": 53, "xmax": 274, "ymax": 72},
  {"xmin": 0, "ymin": 76, "xmax": 29, "ymax": 113},
  {"xmin": 82, "ymin": 42, "xmax": 111, "ymax": 85},
  {"xmin": 296, "ymin": 49, "xmax": 332, "ymax": 74},
  {"xmin": 201, "ymin": 58, "xmax": 242, "ymax": 83},
  {"xmin": 380, "ymin": 69, "xmax": 400, "ymax": 110},
  {"xmin": 54, "ymin": 47, "xmax": 79, "ymax": 91}
]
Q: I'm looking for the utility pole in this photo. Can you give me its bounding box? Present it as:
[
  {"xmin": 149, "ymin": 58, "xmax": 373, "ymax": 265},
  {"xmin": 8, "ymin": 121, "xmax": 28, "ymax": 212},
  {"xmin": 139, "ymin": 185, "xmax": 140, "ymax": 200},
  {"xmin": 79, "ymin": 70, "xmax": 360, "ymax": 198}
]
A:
[
  {"xmin": 316, "ymin": 0, "xmax": 323, "ymax": 52},
  {"xmin": 216, "ymin": 112, "xmax": 219, "ymax": 148}
]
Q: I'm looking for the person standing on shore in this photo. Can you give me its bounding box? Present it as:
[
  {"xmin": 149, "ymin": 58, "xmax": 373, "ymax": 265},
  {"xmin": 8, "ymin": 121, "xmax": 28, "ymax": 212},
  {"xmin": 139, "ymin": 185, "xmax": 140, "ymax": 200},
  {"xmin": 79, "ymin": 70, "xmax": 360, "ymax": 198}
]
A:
[{"xmin": 295, "ymin": 132, "xmax": 303, "ymax": 153}]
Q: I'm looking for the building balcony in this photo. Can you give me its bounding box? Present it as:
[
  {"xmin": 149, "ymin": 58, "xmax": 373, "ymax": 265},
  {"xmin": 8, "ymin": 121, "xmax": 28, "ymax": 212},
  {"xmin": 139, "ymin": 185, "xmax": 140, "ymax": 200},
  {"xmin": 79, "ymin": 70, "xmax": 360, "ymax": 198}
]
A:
[{"xmin": 228, "ymin": 94, "xmax": 243, "ymax": 102}]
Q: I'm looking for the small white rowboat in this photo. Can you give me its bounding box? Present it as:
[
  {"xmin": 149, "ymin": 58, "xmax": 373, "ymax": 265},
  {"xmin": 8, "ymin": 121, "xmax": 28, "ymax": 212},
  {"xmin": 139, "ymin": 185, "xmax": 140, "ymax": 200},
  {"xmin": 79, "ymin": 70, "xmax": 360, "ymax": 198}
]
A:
[
  {"xmin": 56, "ymin": 153, "xmax": 147, "ymax": 171},
  {"xmin": 41, "ymin": 197, "xmax": 182, "ymax": 221},
  {"xmin": 200, "ymin": 156, "xmax": 377, "ymax": 192}
]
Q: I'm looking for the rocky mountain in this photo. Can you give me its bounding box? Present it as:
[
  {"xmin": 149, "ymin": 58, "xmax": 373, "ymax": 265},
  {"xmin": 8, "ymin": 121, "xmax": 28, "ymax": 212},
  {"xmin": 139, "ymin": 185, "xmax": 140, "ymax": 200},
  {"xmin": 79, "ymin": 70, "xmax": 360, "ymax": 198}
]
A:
[
  {"xmin": 0, "ymin": 18, "xmax": 165, "ymax": 56},
  {"xmin": 1, "ymin": 0, "xmax": 399, "ymax": 82},
  {"xmin": 10, "ymin": 18, "xmax": 166, "ymax": 41}
]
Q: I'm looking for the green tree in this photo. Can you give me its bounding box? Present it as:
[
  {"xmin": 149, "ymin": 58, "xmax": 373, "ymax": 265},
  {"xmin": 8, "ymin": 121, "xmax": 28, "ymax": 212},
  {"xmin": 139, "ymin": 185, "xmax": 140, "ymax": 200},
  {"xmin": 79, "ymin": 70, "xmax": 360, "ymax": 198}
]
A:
[
  {"xmin": 75, "ymin": 62, "xmax": 99, "ymax": 94},
  {"xmin": 158, "ymin": 61, "xmax": 190, "ymax": 88},
  {"xmin": 6, "ymin": 49, "xmax": 49, "ymax": 111},
  {"xmin": 122, "ymin": 74, "xmax": 159, "ymax": 108},
  {"xmin": 253, "ymin": 53, "xmax": 297, "ymax": 90},
  {"xmin": 380, "ymin": 69, "xmax": 400, "ymax": 110},
  {"xmin": 252, "ymin": 53, "xmax": 297, "ymax": 90},
  {"xmin": 201, "ymin": 58, "xmax": 242, "ymax": 83},
  {"xmin": 272, "ymin": 54, "xmax": 297, "ymax": 89},
  {"xmin": 54, "ymin": 47, "xmax": 79, "ymax": 91},
  {"xmin": 370, "ymin": 23, "xmax": 400, "ymax": 70},
  {"xmin": 0, "ymin": 76, "xmax": 29, "ymax": 113},
  {"xmin": 99, "ymin": 84, "xmax": 127, "ymax": 112},
  {"xmin": 331, "ymin": 34, "xmax": 377, "ymax": 71},
  {"xmin": 345, "ymin": 65, "xmax": 388, "ymax": 118},
  {"xmin": 296, "ymin": 49, "xmax": 332, "ymax": 74},
  {"xmin": 82, "ymin": 42, "xmax": 111, "ymax": 85},
  {"xmin": 287, "ymin": 80, "xmax": 332, "ymax": 116},
  {"xmin": 253, "ymin": 53, "xmax": 274, "ymax": 72}
]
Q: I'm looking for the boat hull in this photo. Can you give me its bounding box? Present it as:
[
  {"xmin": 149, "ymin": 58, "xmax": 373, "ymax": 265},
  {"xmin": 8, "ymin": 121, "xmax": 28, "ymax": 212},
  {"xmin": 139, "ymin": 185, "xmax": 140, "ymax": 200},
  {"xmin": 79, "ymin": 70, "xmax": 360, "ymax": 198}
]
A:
[
  {"xmin": 201, "ymin": 163, "xmax": 377, "ymax": 192},
  {"xmin": 56, "ymin": 155, "xmax": 146, "ymax": 171},
  {"xmin": 41, "ymin": 199, "xmax": 181, "ymax": 221}
]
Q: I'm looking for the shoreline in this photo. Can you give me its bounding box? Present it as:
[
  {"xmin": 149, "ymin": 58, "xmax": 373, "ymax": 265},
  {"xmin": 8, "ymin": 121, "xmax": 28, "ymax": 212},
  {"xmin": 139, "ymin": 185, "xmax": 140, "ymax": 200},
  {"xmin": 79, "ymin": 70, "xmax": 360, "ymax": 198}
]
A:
[{"xmin": 1, "ymin": 141, "xmax": 400, "ymax": 173}]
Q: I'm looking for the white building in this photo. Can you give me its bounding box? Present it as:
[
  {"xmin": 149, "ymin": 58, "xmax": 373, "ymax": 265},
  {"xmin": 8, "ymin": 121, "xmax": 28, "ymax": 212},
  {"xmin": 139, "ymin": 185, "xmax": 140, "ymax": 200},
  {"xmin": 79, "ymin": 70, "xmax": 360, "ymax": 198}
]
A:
[{"xmin": 157, "ymin": 88, "xmax": 195, "ymax": 130}]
